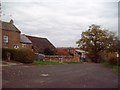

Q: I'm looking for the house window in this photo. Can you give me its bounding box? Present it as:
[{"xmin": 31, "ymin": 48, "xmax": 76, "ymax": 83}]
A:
[
  {"xmin": 3, "ymin": 35, "xmax": 8, "ymax": 44},
  {"xmin": 22, "ymin": 44, "xmax": 26, "ymax": 48}
]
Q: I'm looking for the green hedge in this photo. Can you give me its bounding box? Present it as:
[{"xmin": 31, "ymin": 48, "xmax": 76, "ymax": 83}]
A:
[{"xmin": 2, "ymin": 48, "xmax": 35, "ymax": 63}]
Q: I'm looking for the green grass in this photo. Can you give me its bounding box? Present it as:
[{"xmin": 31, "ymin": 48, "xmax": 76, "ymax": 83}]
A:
[
  {"xmin": 102, "ymin": 62, "xmax": 120, "ymax": 73},
  {"xmin": 113, "ymin": 66, "xmax": 120, "ymax": 73},
  {"xmin": 34, "ymin": 60, "xmax": 82, "ymax": 65},
  {"xmin": 64, "ymin": 62, "xmax": 82, "ymax": 64},
  {"xmin": 34, "ymin": 61, "xmax": 62, "ymax": 65}
]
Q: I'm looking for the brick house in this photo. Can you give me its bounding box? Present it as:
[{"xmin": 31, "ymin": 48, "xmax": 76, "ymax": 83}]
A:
[
  {"xmin": 2, "ymin": 19, "xmax": 21, "ymax": 49},
  {"xmin": 2, "ymin": 20, "xmax": 32, "ymax": 50},
  {"xmin": 2, "ymin": 20, "xmax": 55, "ymax": 54}
]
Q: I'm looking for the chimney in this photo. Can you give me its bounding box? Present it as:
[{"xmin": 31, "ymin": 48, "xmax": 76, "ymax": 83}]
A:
[{"xmin": 10, "ymin": 19, "xmax": 14, "ymax": 24}]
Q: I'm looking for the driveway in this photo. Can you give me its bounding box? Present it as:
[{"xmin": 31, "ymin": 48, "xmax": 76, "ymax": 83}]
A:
[{"xmin": 2, "ymin": 63, "xmax": 118, "ymax": 88}]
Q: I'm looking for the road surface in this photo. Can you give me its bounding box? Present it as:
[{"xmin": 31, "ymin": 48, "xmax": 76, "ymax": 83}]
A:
[{"xmin": 2, "ymin": 63, "xmax": 118, "ymax": 88}]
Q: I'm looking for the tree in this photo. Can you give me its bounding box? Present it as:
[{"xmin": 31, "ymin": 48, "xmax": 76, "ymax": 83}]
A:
[{"xmin": 76, "ymin": 24, "xmax": 117, "ymax": 63}]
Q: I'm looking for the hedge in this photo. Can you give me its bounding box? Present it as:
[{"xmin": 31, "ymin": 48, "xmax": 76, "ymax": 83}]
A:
[
  {"xmin": 2, "ymin": 48, "xmax": 35, "ymax": 63},
  {"xmin": 99, "ymin": 51, "xmax": 119, "ymax": 65}
]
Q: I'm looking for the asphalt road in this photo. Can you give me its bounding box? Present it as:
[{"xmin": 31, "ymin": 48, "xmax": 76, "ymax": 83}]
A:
[{"xmin": 2, "ymin": 63, "xmax": 118, "ymax": 88}]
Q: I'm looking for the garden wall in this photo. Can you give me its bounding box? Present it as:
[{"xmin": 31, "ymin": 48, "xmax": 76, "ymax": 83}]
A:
[{"xmin": 44, "ymin": 55, "xmax": 80, "ymax": 62}]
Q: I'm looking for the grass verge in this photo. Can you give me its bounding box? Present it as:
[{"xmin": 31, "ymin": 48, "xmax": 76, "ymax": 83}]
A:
[
  {"xmin": 34, "ymin": 61, "xmax": 61, "ymax": 65},
  {"xmin": 64, "ymin": 62, "xmax": 82, "ymax": 64},
  {"xmin": 102, "ymin": 62, "xmax": 120, "ymax": 73},
  {"xmin": 112, "ymin": 66, "xmax": 120, "ymax": 73},
  {"xmin": 34, "ymin": 60, "xmax": 81, "ymax": 65}
]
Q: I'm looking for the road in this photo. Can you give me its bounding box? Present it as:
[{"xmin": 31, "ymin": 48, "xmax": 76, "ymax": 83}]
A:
[{"xmin": 2, "ymin": 63, "xmax": 118, "ymax": 88}]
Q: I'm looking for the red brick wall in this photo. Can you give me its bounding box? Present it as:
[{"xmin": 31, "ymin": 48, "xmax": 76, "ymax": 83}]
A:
[
  {"xmin": 2, "ymin": 30, "xmax": 21, "ymax": 49},
  {"xmin": 44, "ymin": 55, "xmax": 80, "ymax": 62},
  {"xmin": 21, "ymin": 43, "xmax": 33, "ymax": 50}
]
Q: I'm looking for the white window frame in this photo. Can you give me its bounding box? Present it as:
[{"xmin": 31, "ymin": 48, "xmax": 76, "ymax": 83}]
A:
[{"xmin": 3, "ymin": 35, "xmax": 9, "ymax": 44}]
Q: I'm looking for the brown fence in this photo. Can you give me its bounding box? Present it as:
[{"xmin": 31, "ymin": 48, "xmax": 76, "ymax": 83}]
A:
[{"xmin": 44, "ymin": 55, "xmax": 80, "ymax": 62}]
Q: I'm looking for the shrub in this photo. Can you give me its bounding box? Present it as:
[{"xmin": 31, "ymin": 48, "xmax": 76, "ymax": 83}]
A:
[
  {"xmin": 2, "ymin": 48, "xmax": 35, "ymax": 63},
  {"xmin": 2, "ymin": 48, "xmax": 15, "ymax": 60},
  {"xmin": 99, "ymin": 51, "xmax": 118, "ymax": 65},
  {"xmin": 107, "ymin": 52, "xmax": 117, "ymax": 65}
]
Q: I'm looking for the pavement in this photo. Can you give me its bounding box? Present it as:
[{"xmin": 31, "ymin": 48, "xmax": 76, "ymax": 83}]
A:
[
  {"xmin": 2, "ymin": 62, "xmax": 119, "ymax": 88},
  {"xmin": 1, "ymin": 61, "xmax": 23, "ymax": 66}
]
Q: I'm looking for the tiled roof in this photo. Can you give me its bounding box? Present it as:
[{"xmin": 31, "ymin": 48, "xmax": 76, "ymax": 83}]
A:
[
  {"xmin": 20, "ymin": 34, "xmax": 32, "ymax": 44},
  {"xmin": 2, "ymin": 20, "xmax": 21, "ymax": 33},
  {"xmin": 26, "ymin": 35, "xmax": 56, "ymax": 53}
]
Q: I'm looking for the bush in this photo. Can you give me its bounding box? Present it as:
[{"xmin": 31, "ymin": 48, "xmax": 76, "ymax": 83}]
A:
[
  {"xmin": 2, "ymin": 48, "xmax": 35, "ymax": 63},
  {"xmin": 99, "ymin": 51, "xmax": 118, "ymax": 65},
  {"xmin": 2, "ymin": 48, "xmax": 15, "ymax": 60},
  {"xmin": 107, "ymin": 52, "xmax": 117, "ymax": 65}
]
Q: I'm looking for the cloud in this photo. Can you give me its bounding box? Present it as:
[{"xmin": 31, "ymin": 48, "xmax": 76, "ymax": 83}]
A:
[
  {"xmin": 2, "ymin": 0, "xmax": 120, "ymax": 2},
  {"xmin": 2, "ymin": 0, "xmax": 118, "ymax": 47}
]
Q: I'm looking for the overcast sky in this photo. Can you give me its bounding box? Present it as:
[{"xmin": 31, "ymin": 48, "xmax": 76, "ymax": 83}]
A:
[{"xmin": 1, "ymin": 0, "xmax": 119, "ymax": 47}]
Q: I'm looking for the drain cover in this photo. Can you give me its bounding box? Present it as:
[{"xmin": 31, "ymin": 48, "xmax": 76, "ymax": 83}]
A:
[{"xmin": 40, "ymin": 74, "xmax": 49, "ymax": 77}]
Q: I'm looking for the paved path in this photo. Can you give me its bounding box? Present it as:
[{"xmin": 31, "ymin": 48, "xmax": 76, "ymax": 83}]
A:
[{"xmin": 2, "ymin": 63, "xmax": 118, "ymax": 88}]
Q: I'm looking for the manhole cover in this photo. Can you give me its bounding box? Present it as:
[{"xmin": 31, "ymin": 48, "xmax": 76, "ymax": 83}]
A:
[{"xmin": 40, "ymin": 74, "xmax": 49, "ymax": 77}]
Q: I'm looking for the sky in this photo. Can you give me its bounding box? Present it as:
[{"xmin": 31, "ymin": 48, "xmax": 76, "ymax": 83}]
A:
[{"xmin": 1, "ymin": 0, "xmax": 119, "ymax": 47}]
